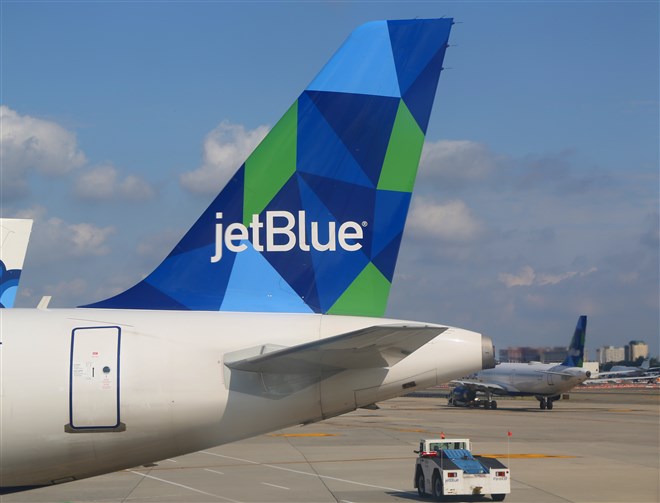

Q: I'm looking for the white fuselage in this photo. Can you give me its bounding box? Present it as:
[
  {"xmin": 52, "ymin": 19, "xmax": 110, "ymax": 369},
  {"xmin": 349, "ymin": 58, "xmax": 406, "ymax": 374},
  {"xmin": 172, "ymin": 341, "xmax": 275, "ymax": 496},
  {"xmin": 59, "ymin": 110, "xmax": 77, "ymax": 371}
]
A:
[
  {"xmin": 469, "ymin": 362, "xmax": 590, "ymax": 396},
  {"xmin": 0, "ymin": 308, "xmax": 487, "ymax": 489}
]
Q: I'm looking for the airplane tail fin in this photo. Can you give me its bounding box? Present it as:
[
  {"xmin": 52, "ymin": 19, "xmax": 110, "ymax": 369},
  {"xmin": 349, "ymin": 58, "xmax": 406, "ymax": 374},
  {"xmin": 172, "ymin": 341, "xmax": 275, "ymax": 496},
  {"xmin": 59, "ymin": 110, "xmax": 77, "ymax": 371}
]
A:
[
  {"xmin": 640, "ymin": 359, "xmax": 650, "ymax": 370},
  {"xmin": 83, "ymin": 19, "xmax": 453, "ymax": 316},
  {"xmin": 0, "ymin": 218, "xmax": 33, "ymax": 308},
  {"xmin": 562, "ymin": 315, "xmax": 587, "ymax": 367}
]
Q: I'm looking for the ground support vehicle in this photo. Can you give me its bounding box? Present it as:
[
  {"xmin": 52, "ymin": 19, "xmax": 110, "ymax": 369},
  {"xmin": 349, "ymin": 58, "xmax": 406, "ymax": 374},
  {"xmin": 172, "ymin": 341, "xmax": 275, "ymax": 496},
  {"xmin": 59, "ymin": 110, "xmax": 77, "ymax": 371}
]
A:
[
  {"xmin": 414, "ymin": 438, "xmax": 510, "ymax": 501},
  {"xmin": 448, "ymin": 386, "xmax": 499, "ymax": 409}
]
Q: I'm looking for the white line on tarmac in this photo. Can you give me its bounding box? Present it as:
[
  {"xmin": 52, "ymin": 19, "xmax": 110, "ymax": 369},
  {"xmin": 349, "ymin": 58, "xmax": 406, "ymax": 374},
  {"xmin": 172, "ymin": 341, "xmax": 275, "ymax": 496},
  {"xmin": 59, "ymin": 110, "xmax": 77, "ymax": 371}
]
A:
[
  {"xmin": 129, "ymin": 470, "xmax": 241, "ymax": 503},
  {"xmin": 204, "ymin": 468, "xmax": 226, "ymax": 475},
  {"xmin": 261, "ymin": 482, "xmax": 290, "ymax": 490},
  {"xmin": 201, "ymin": 451, "xmax": 258, "ymax": 464},
  {"xmin": 200, "ymin": 450, "xmax": 407, "ymax": 493}
]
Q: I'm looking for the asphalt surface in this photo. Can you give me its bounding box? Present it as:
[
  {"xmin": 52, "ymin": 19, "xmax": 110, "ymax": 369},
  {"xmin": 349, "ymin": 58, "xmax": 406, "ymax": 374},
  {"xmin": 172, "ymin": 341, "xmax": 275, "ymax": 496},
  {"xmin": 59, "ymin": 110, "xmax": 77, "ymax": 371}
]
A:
[{"xmin": 3, "ymin": 388, "xmax": 659, "ymax": 503}]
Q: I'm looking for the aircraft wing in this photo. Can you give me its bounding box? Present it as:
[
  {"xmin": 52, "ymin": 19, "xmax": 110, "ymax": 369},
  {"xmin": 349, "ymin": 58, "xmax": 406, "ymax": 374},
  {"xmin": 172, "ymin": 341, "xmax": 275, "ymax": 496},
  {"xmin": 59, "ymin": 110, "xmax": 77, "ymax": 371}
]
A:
[
  {"xmin": 225, "ymin": 324, "xmax": 447, "ymax": 374},
  {"xmin": 450, "ymin": 380, "xmax": 512, "ymax": 394}
]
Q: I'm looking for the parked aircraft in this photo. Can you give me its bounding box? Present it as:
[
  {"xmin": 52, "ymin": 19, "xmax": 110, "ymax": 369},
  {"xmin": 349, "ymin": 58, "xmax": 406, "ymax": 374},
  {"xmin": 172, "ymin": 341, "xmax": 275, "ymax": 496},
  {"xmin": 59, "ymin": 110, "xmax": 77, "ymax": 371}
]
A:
[
  {"xmin": 449, "ymin": 316, "xmax": 590, "ymax": 410},
  {"xmin": 0, "ymin": 19, "xmax": 496, "ymax": 493},
  {"xmin": 586, "ymin": 359, "xmax": 660, "ymax": 384},
  {"xmin": 0, "ymin": 218, "xmax": 33, "ymax": 308},
  {"xmin": 598, "ymin": 359, "xmax": 659, "ymax": 377}
]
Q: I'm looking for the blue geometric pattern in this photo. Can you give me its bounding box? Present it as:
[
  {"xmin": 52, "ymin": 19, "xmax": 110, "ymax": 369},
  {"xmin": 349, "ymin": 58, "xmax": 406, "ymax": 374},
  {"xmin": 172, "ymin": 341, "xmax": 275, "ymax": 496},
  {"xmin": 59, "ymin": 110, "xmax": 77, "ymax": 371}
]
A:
[
  {"xmin": 83, "ymin": 19, "xmax": 454, "ymax": 316},
  {"xmin": 562, "ymin": 315, "xmax": 587, "ymax": 367},
  {"xmin": 0, "ymin": 260, "xmax": 21, "ymax": 308}
]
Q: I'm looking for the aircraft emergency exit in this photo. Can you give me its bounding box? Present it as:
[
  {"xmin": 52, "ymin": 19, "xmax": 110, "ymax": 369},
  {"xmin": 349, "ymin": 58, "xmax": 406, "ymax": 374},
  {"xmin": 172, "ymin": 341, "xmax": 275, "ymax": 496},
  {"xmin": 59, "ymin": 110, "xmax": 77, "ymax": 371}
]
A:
[{"xmin": 0, "ymin": 19, "xmax": 495, "ymax": 493}]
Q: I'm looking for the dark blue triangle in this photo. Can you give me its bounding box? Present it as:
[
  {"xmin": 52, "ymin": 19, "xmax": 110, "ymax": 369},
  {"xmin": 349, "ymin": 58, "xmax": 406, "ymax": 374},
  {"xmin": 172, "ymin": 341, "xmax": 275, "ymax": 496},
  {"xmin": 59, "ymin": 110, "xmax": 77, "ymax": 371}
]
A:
[
  {"xmin": 372, "ymin": 189, "xmax": 411, "ymax": 259},
  {"xmin": 297, "ymin": 92, "xmax": 373, "ymax": 188},
  {"xmin": 372, "ymin": 230, "xmax": 404, "ymax": 283},
  {"xmin": 298, "ymin": 171, "xmax": 375, "ymax": 258},
  {"xmin": 388, "ymin": 19, "xmax": 451, "ymax": 97},
  {"xmin": 305, "ymin": 90, "xmax": 399, "ymax": 187},
  {"xmin": 402, "ymin": 45, "xmax": 447, "ymax": 134},
  {"xmin": 297, "ymin": 175, "xmax": 371, "ymax": 312}
]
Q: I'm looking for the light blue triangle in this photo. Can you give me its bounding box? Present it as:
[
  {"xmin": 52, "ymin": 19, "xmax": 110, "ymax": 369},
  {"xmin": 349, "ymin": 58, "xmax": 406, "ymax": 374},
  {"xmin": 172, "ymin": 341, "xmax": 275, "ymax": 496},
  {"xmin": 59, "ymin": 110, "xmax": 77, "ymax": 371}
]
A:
[
  {"xmin": 220, "ymin": 241, "xmax": 313, "ymax": 313},
  {"xmin": 307, "ymin": 21, "xmax": 401, "ymax": 98},
  {"xmin": 1, "ymin": 285, "xmax": 17, "ymax": 308}
]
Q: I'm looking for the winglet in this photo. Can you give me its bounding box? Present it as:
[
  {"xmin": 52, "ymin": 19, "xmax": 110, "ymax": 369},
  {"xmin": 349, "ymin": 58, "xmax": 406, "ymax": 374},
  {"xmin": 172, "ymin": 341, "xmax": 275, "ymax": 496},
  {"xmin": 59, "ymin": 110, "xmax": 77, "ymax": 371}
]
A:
[
  {"xmin": 82, "ymin": 19, "xmax": 453, "ymax": 316},
  {"xmin": 562, "ymin": 315, "xmax": 587, "ymax": 367},
  {"xmin": 0, "ymin": 218, "xmax": 33, "ymax": 308}
]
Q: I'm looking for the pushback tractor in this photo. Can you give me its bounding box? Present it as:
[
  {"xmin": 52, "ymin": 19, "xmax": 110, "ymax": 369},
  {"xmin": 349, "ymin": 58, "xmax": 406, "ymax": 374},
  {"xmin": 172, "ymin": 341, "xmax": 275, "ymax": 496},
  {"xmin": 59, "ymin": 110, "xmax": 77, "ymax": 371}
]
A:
[{"xmin": 414, "ymin": 438, "xmax": 510, "ymax": 501}]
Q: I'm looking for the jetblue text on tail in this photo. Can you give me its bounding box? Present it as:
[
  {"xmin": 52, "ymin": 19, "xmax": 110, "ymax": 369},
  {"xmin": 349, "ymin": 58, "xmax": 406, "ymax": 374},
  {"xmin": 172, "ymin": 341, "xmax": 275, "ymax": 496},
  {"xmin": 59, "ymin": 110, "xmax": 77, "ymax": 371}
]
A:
[{"xmin": 211, "ymin": 211, "xmax": 365, "ymax": 262}]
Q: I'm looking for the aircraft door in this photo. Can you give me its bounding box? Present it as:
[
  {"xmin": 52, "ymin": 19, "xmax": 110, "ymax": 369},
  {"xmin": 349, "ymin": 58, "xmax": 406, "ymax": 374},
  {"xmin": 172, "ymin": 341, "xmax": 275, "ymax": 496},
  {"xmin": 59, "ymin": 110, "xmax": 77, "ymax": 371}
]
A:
[{"xmin": 66, "ymin": 326, "xmax": 125, "ymax": 432}]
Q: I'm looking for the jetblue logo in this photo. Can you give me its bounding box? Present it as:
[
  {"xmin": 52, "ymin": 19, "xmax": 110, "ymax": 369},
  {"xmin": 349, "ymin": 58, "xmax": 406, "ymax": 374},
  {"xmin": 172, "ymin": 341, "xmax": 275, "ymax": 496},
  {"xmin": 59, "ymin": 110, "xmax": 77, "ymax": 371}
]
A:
[{"xmin": 211, "ymin": 211, "xmax": 364, "ymax": 262}]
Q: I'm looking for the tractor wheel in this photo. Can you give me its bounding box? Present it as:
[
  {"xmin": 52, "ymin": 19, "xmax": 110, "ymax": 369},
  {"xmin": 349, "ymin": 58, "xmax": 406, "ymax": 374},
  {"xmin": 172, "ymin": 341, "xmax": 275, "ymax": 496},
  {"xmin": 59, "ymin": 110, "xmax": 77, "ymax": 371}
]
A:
[{"xmin": 417, "ymin": 471, "xmax": 426, "ymax": 498}]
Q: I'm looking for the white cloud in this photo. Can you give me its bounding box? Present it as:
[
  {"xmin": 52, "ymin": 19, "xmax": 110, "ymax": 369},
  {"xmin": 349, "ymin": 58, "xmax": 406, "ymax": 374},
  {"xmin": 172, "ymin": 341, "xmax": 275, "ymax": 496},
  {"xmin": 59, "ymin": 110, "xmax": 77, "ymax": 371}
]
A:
[
  {"xmin": 74, "ymin": 165, "xmax": 115, "ymax": 199},
  {"xmin": 13, "ymin": 207, "xmax": 116, "ymax": 261},
  {"xmin": 499, "ymin": 265, "xmax": 536, "ymax": 287},
  {"xmin": 74, "ymin": 164, "xmax": 155, "ymax": 201},
  {"xmin": 12, "ymin": 205, "xmax": 48, "ymax": 221},
  {"xmin": 67, "ymin": 222, "xmax": 115, "ymax": 256},
  {"xmin": 119, "ymin": 174, "xmax": 155, "ymax": 200},
  {"xmin": 420, "ymin": 139, "xmax": 497, "ymax": 185},
  {"xmin": 179, "ymin": 121, "xmax": 269, "ymax": 195},
  {"xmin": 1, "ymin": 105, "xmax": 86, "ymax": 199},
  {"xmin": 407, "ymin": 197, "xmax": 483, "ymax": 243},
  {"xmin": 537, "ymin": 267, "xmax": 598, "ymax": 286},
  {"xmin": 499, "ymin": 265, "xmax": 598, "ymax": 288}
]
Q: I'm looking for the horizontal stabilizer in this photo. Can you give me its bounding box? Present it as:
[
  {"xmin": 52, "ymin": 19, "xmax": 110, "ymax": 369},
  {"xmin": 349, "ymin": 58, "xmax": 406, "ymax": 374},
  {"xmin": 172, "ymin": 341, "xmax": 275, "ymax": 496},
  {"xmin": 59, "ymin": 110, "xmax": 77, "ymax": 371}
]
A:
[
  {"xmin": 539, "ymin": 369, "xmax": 578, "ymax": 376},
  {"xmin": 225, "ymin": 324, "xmax": 447, "ymax": 374}
]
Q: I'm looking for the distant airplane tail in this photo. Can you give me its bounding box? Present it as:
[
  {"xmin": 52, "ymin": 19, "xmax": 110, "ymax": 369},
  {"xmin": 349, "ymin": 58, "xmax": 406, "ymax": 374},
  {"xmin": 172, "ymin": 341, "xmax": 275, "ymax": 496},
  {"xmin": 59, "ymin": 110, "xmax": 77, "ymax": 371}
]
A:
[
  {"xmin": 0, "ymin": 219, "xmax": 33, "ymax": 308},
  {"xmin": 562, "ymin": 315, "xmax": 587, "ymax": 367},
  {"xmin": 83, "ymin": 19, "xmax": 453, "ymax": 316}
]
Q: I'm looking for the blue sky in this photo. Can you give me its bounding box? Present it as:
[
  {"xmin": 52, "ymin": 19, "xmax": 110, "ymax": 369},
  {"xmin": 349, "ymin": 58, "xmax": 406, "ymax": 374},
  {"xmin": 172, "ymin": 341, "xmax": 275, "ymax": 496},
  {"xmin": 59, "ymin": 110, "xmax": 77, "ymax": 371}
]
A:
[{"xmin": 2, "ymin": 1, "xmax": 658, "ymax": 358}]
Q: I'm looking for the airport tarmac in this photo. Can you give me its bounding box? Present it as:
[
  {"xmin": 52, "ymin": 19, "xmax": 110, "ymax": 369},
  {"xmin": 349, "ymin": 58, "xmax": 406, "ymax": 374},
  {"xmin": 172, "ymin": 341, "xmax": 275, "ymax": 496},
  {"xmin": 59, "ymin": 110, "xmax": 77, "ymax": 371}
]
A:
[{"xmin": 3, "ymin": 388, "xmax": 658, "ymax": 503}]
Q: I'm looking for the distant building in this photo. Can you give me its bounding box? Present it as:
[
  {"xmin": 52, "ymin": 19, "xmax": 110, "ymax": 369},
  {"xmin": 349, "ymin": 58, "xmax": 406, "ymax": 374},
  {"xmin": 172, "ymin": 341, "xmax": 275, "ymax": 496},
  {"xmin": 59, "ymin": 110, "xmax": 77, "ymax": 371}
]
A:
[
  {"xmin": 597, "ymin": 346, "xmax": 625, "ymax": 364},
  {"xmin": 539, "ymin": 347, "xmax": 568, "ymax": 363},
  {"xmin": 498, "ymin": 346, "xmax": 588, "ymax": 364},
  {"xmin": 499, "ymin": 347, "xmax": 541, "ymax": 363},
  {"xmin": 626, "ymin": 340, "xmax": 649, "ymax": 361}
]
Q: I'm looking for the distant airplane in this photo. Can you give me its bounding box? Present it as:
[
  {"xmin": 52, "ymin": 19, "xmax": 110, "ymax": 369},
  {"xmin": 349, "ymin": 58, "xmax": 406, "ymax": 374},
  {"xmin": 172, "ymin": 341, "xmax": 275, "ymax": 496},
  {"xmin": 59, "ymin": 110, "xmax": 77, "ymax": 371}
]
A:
[
  {"xmin": 598, "ymin": 359, "xmax": 659, "ymax": 377},
  {"xmin": 0, "ymin": 19, "xmax": 496, "ymax": 494},
  {"xmin": 449, "ymin": 315, "xmax": 590, "ymax": 410},
  {"xmin": 0, "ymin": 218, "xmax": 33, "ymax": 308},
  {"xmin": 588, "ymin": 358, "xmax": 660, "ymax": 383}
]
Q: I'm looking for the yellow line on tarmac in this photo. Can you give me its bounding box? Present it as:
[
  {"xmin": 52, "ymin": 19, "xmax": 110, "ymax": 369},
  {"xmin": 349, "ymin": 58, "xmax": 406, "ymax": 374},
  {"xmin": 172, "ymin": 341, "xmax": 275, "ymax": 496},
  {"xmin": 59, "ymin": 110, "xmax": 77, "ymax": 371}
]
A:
[
  {"xmin": 269, "ymin": 433, "xmax": 337, "ymax": 437},
  {"xmin": 478, "ymin": 453, "xmax": 577, "ymax": 459}
]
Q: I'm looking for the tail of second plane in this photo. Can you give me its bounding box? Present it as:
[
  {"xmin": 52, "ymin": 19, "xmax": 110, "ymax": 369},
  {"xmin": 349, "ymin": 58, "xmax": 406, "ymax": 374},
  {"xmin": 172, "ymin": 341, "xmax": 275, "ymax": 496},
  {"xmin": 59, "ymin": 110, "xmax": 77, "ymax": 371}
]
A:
[
  {"xmin": 562, "ymin": 315, "xmax": 587, "ymax": 367},
  {"xmin": 83, "ymin": 19, "xmax": 453, "ymax": 316},
  {"xmin": 0, "ymin": 218, "xmax": 33, "ymax": 308}
]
